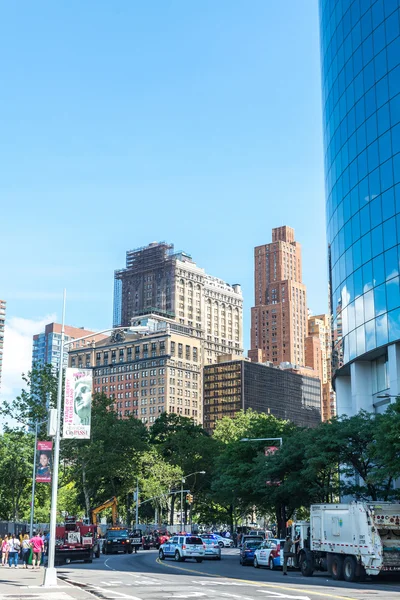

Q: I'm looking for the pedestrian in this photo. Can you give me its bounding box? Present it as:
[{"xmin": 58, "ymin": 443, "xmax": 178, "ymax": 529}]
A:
[
  {"xmin": 283, "ymin": 535, "xmax": 294, "ymax": 576},
  {"xmin": 30, "ymin": 531, "xmax": 44, "ymax": 570},
  {"xmin": 1, "ymin": 535, "xmax": 9, "ymax": 566},
  {"xmin": 8, "ymin": 534, "xmax": 20, "ymax": 568},
  {"xmin": 21, "ymin": 534, "xmax": 31, "ymax": 569}
]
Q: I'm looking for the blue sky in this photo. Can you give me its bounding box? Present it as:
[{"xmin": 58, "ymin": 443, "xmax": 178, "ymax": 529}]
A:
[{"xmin": 1, "ymin": 0, "xmax": 326, "ymax": 397}]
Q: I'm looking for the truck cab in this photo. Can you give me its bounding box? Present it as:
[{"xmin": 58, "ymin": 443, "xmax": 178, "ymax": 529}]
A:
[{"xmin": 103, "ymin": 527, "xmax": 133, "ymax": 555}]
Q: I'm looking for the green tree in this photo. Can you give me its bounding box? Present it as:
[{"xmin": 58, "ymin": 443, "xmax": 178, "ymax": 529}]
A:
[
  {"xmin": 0, "ymin": 431, "xmax": 34, "ymax": 521},
  {"xmin": 62, "ymin": 393, "xmax": 148, "ymax": 518},
  {"xmin": 0, "ymin": 364, "xmax": 58, "ymax": 435}
]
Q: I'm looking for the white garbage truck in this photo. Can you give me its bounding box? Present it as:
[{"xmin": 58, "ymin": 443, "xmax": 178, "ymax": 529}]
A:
[{"xmin": 297, "ymin": 502, "xmax": 400, "ymax": 582}]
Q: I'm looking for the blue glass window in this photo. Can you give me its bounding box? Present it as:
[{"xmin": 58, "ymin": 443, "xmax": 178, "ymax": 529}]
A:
[
  {"xmin": 372, "ymin": 225, "xmax": 384, "ymax": 258},
  {"xmin": 370, "ymin": 196, "xmax": 382, "ymax": 225},
  {"xmin": 395, "ymin": 183, "xmax": 400, "ymax": 213},
  {"xmin": 356, "ymin": 324, "xmax": 366, "ymax": 355},
  {"xmin": 385, "ymin": 11, "xmax": 400, "ymax": 46},
  {"xmin": 389, "ymin": 65, "xmax": 400, "ymax": 99},
  {"xmin": 361, "ymin": 8, "xmax": 372, "ymax": 40},
  {"xmin": 386, "ymin": 276, "xmax": 400, "ymax": 311},
  {"xmin": 355, "ymin": 294, "xmax": 364, "ymax": 327},
  {"xmin": 374, "ymin": 282, "xmax": 387, "ymax": 316},
  {"xmin": 389, "ymin": 93, "xmax": 400, "ymax": 126},
  {"xmin": 362, "ymin": 34, "xmax": 374, "ymax": 66},
  {"xmin": 358, "ymin": 150, "xmax": 368, "ymax": 180},
  {"xmin": 372, "ymin": 0, "xmax": 384, "ymax": 29},
  {"xmin": 363, "ymin": 259, "xmax": 374, "ymax": 291},
  {"xmin": 379, "ymin": 130, "xmax": 392, "ymax": 164},
  {"xmin": 354, "ymin": 266, "xmax": 363, "ymax": 297},
  {"xmin": 365, "ymin": 87, "xmax": 376, "ymax": 120},
  {"xmin": 384, "ymin": 246, "xmax": 399, "ymax": 279},
  {"xmin": 360, "ymin": 203, "xmax": 371, "ymax": 234},
  {"xmin": 366, "ymin": 113, "xmax": 378, "ymax": 144},
  {"xmin": 365, "ymin": 318, "xmax": 376, "ymax": 350},
  {"xmin": 383, "ymin": 217, "xmax": 397, "ymax": 251},
  {"xmin": 378, "ymin": 102, "xmax": 391, "ymax": 135},
  {"xmin": 362, "ymin": 231, "xmax": 372, "ymax": 262},
  {"xmin": 381, "ymin": 158, "xmax": 394, "ymax": 192},
  {"xmin": 382, "ymin": 188, "xmax": 395, "ymax": 220},
  {"xmin": 352, "ymin": 211, "xmax": 361, "ymax": 241},
  {"xmin": 393, "ymin": 152, "xmax": 400, "ymax": 184},
  {"xmin": 373, "ymin": 252, "xmax": 385, "ymax": 286},
  {"xmin": 373, "ymin": 22, "xmax": 386, "ymax": 56},
  {"xmin": 374, "ymin": 48, "xmax": 388, "ymax": 81},
  {"xmin": 376, "ymin": 76, "xmax": 389, "ymax": 109},
  {"xmin": 392, "ymin": 122, "xmax": 400, "ymax": 153},
  {"xmin": 369, "ymin": 166, "xmax": 381, "ymax": 198},
  {"xmin": 364, "ymin": 288, "xmax": 375, "ymax": 320},
  {"xmin": 388, "ymin": 307, "xmax": 400, "ymax": 342},
  {"xmin": 376, "ymin": 313, "xmax": 388, "ymax": 346}
]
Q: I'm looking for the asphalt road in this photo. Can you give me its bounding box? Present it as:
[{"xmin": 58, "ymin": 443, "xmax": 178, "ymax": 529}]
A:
[{"xmin": 54, "ymin": 546, "xmax": 400, "ymax": 600}]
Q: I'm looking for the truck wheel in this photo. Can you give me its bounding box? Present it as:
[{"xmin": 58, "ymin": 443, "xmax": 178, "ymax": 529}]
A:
[
  {"xmin": 331, "ymin": 555, "xmax": 344, "ymax": 581},
  {"xmin": 299, "ymin": 553, "xmax": 314, "ymax": 577},
  {"xmin": 343, "ymin": 556, "xmax": 357, "ymax": 582},
  {"xmin": 95, "ymin": 548, "xmax": 100, "ymax": 559}
]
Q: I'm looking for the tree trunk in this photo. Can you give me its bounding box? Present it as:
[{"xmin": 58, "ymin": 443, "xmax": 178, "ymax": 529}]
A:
[
  {"xmin": 82, "ymin": 464, "xmax": 91, "ymax": 518},
  {"xmin": 170, "ymin": 494, "xmax": 175, "ymax": 526},
  {"xmin": 276, "ymin": 504, "xmax": 286, "ymax": 538},
  {"xmin": 229, "ymin": 503, "xmax": 234, "ymax": 534}
]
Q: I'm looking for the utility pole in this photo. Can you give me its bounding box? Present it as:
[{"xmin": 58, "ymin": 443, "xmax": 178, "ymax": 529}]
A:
[
  {"xmin": 135, "ymin": 480, "xmax": 139, "ymax": 529},
  {"xmin": 29, "ymin": 422, "xmax": 39, "ymax": 537}
]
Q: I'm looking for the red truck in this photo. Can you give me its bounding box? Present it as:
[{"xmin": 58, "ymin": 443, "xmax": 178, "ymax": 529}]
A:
[{"xmin": 55, "ymin": 517, "xmax": 100, "ymax": 565}]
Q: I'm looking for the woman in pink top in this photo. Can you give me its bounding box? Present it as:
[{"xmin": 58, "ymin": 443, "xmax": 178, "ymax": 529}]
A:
[
  {"xmin": 1, "ymin": 535, "xmax": 9, "ymax": 566},
  {"xmin": 29, "ymin": 532, "xmax": 44, "ymax": 570}
]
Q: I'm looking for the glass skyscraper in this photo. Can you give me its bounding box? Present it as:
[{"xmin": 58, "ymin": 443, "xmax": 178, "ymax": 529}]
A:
[{"xmin": 320, "ymin": 0, "xmax": 400, "ymax": 415}]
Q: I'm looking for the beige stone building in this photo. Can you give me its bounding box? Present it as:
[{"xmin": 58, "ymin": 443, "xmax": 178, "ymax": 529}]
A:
[
  {"xmin": 249, "ymin": 226, "xmax": 307, "ymax": 366},
  {"xmin": 113, "ymin": 242, "xmax": 243, "ymax": 365},
  {"xmin": 68, "ymin": 315, "xmax": 203, "ymax": 427},
  {"xmin": 307, "ymin": 313, "xmax": 336, "ymax": 420}
]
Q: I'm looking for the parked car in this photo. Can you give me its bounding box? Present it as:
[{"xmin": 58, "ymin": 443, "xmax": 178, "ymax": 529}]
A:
[
  {"xmin": 201, "ymin": 533, "xmax": 234, "ymax": 548},
  {"xmin": 158, "ymin": 534, "xmax": 205, "ymax": 562},
  {"xmin": 253, "ymin": 538, "xmax": 286, "ymax": 570},
  {"xmin": 239, "ymin": 534, "xmax": 264, "ymax": 549},
  {"xmin": 239, "ymin": 540, "xmax": 262, "ymax": 566},
  {"xmin": 202, "ymin": 538, "xmax": 222, "ymax": 560}
]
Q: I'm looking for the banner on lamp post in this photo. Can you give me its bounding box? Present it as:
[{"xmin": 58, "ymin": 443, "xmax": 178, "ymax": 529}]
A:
[
  {"xmin": 63, "ymin": 368, "xmax": 92, "ymax": 439},
  {"xmin": 36, "ymin": 441, "xmax": 53, "ymax": 483}
]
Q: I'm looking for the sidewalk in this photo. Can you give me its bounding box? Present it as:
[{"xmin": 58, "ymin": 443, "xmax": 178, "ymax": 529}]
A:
[{"xmin": 0, "ymin": 566, "xmax": 91, "ymax": 600}]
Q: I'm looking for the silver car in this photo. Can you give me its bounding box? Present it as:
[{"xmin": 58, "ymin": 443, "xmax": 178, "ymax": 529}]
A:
[
  {"xmin": 158, "ymin": 535, "xmax": 205, "ymax": 562},
  {"xmin": 201, "ymin": 537, "xmax": 222, "ymax": 560}
]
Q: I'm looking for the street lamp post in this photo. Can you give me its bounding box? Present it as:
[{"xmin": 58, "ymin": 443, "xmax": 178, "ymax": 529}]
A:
[
  {"xmin": 43, "ymin": 291, "xmax": 151, "ymax": 587},
  {"xmin": 180, "ymin": 471, "xmax": 205, "ymax": 532}
]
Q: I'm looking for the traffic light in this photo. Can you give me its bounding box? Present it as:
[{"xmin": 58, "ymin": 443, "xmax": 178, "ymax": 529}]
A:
[{"xmin": 186, "ymin": 493, "xmax": 193, "ymax": 504}]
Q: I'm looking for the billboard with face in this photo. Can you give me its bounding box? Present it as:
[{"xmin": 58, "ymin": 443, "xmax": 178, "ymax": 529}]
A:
[
  {"xmin": 36, "ymin": 441, "xmax": 53, "ymax": 483},
  {"xmin": 63, "ymin": 368, "xmax": 92, "ymax": 439}
]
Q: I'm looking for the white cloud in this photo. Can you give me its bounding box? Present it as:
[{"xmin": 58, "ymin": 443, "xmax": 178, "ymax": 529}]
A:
[{"xmin": 1, "ymin": 313, "xmax": 57, "ymax": 407}]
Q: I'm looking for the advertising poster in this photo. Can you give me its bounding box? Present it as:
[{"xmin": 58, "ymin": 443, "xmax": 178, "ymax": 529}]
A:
[
  {"xmin": 36, "ymin": 441, "xmax": 53, "ymax": 483},
  {"xmin": 63, "ymin": 368, "xmax": 92, "ymax": 439}
]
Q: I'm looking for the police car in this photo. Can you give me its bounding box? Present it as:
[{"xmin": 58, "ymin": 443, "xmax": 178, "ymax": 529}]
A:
[{"xmin": 158, "ymin": 534, "xmax": 205, "ymax": 562}]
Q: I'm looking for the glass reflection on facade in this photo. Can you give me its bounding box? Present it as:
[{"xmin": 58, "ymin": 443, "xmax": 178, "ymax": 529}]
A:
[
  {"xmin": 203, "ymin": 359, "xmax": 321, "ymax": 433},
  {"xmin": 320, "ymin": 0, "xmax": 400, "ymax": 378}
]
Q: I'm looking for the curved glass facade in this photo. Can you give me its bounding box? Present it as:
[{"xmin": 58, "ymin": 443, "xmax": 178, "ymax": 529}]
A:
[{"xmin": 320, "ymin": 0, "xmax": 400, "ymax": 373}]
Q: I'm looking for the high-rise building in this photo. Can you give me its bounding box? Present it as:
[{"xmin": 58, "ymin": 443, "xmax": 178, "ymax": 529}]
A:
[
  {"xmin": 68, "ymin": 315, "xmax": 202, "ymax": 427},
  {"xmin": 203, "ymin": 354, "xmax": 321, "ymax": 433},
  {"xmin": 249, "ymin": 226, "xmax": 308, "ymax": 366},
  {"xmin": 307, "ymin": 313, "xmax": 336, "ymax": 420},
  {"xmin": 0, "ymin": 299, "xmax": 6, "ymax": 392},
  {"xmin": 32, "ymin": 323, "xmax": 103, "ymax": 371},
  {"xmin": 113, "ymin": 242, "xmax": 243, "ymax": 365},
  {"xmin": 320, "ymin": 0, "xmax": 400, "ymax": 416}
]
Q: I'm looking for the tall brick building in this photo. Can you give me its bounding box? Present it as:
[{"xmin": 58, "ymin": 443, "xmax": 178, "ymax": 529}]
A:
[
  {"xmin": 249, "ymin": 226, "xmax": 308, "ymax": 367},
  {"xmin": 307, "ymin": 313, "xmax": 336, "ymax": 421}
]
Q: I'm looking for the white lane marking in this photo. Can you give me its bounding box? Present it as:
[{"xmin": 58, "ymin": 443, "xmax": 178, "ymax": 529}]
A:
[
  {"xmin": 258, "ymin": 591, "xmax": 311, "ymax": 600},
  {"xmin": 191, "ymin": 581, "xmax": 246, "ymax": 586},
  {"xmin": 219, "ymin": 593, "xmax": 255, "ymax": 600},
  {"xmin": 105, "ymin": 557, "xmax": 117, "ymax": 570},
  {"xmin": 168, "ymin": 594, "xmax": 207, "ymax": 599}
]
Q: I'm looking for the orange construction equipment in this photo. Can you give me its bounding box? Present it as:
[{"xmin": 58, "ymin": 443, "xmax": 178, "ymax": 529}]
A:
[{"xmin": 91, "ymin": 496, "xmax": 118, "ymax": 527}]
